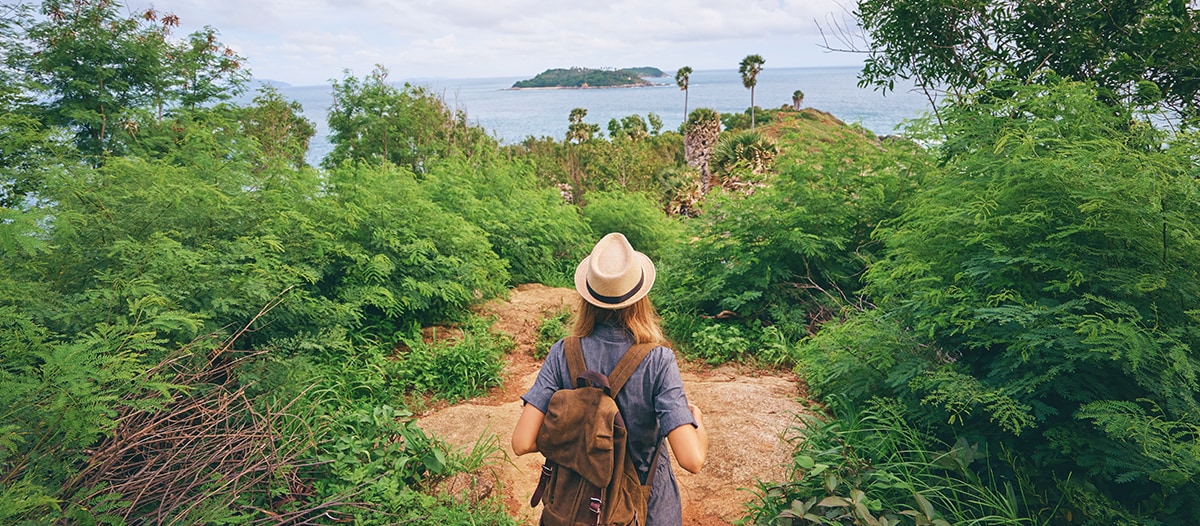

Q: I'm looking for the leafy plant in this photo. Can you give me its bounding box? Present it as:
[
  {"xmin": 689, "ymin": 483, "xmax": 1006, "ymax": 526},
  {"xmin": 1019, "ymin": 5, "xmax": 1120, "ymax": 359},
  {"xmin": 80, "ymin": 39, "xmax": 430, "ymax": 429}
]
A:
[
  {"xmin": 658, "ymin": 112, "xmax": 928, "ymax": 342},
  {"xmin": 815, "ymin": 79, "xmax": 1200, "ymax": 522},
  {"xmin": 582, "ymin": 189, "xmax": 683, "ymax": 261},
  {"xmin": 396, "ymin": 318, "xmax": 512, "ymax": 402},
  {"xmin": 746, "ymin": 399, "xmax": 1034, "ymax": 526},
  {"xmin": 687, "ymin": 322, "xmax": 753, "ymax": 364},
  {"xmin": 535, "ymin": 307, "xmax": 573, "ymax": 360}
]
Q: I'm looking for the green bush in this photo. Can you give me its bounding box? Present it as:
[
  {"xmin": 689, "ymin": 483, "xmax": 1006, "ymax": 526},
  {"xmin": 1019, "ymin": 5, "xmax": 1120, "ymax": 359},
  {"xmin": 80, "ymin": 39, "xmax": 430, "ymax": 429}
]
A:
[
  {"xmin": 746, "ymin": 399, "xmax": 1032, "ymax": 526},
  {"xmin": 396, "ymin": 318, "xmax": 513, "ymax": 402},
  {"xmin": 0, "ymin": 308, "xmax": 178, "ymax": 522},
  {"xmin": 535, "ymin": 307, "xmax": 572, "ymax": 360},
  {"xmin": 582, "ymin": 189, "xmax": 683, "ymax": 261},
  {"xmin": 657, "ymin": 117, "xmax": 928, "ymax": 342},
  {"xmin": 808, "ymin": 79, "xmax": 1200, "ymax": 522},
  {"xmin": 424, "ymin": 157, "xmax": 591, "ymax": 286}
]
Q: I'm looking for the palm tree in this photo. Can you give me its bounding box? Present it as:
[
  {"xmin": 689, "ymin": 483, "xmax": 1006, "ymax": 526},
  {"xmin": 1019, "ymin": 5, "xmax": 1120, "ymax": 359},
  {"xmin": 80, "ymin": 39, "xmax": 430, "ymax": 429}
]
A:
[
  {"xmin": 739, "ymin": 54, "xmax": 765, "ymax": 129},
  {"xmin": 684, "ymin": 108, "xmax": 721, "ymax": 196},
  {"xmin": 675, "ymin": 66, "xmax": 693, "ymax": 118}
]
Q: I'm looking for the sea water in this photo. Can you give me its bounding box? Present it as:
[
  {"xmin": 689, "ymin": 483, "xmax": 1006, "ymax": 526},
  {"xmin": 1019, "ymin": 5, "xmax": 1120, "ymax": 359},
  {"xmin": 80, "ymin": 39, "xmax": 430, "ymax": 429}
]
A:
[{"xmin": 269, "ymin": 66, "xmax": 935, "ymax": 166}]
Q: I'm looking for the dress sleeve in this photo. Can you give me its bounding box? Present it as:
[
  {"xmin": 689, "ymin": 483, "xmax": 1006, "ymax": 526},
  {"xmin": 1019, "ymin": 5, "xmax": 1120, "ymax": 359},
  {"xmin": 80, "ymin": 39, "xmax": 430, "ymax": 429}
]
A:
[
  {"xmin": 520, "ymin": 338, "xmax": 565, "ymax": 414},
  {"xmin": 652, "ymin": 346, "xmax": 696, "ymax": 438}
]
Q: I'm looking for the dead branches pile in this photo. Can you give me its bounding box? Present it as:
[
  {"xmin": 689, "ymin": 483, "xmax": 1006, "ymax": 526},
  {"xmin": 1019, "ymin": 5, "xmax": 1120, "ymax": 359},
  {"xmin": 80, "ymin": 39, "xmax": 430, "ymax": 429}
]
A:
[{"xmin": 64, "ymin": 344, "xmax": 355, "ymax": 525}]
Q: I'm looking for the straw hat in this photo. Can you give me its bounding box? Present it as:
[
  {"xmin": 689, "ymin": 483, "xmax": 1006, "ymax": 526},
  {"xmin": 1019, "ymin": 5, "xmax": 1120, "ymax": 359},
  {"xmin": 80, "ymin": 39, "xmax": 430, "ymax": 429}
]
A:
[{"xmin": 575, "ymin": 233, "xmax": 656, "ymax": 310}]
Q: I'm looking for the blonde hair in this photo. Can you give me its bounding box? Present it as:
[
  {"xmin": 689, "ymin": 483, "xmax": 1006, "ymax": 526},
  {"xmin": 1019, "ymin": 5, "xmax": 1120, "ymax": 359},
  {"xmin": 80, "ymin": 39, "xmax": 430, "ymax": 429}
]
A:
[{"xmin": 571, "ymin": 295, "xmax": 665, "ymax": 344}]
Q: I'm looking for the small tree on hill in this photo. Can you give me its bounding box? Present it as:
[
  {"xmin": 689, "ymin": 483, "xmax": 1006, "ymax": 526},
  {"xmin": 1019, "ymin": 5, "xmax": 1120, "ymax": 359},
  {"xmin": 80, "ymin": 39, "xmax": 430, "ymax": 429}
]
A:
[
  {"xmin": 739, "ymin": 54, "xmax": 765, "ymax": 129},
  {"xmin": 566, "ymin": 107, "xmax": 599, "ymax": 144},
  {"xmin": 675, "ymin": 66, "xmax": 693, "ymax": 118}
]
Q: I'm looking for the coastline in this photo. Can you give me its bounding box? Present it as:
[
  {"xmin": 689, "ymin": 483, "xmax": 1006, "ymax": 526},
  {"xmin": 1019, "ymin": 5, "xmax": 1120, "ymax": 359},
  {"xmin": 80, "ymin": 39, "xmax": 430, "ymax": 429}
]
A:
[{"xmin": 507, "ymin": 82, "xmax": 668, "ymax": 91}]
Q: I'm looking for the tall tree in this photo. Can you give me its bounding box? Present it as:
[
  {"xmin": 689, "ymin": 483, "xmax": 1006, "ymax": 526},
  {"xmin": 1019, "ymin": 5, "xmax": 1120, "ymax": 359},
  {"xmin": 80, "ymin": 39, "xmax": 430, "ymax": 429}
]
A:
[
  {"xmin": 10, "ymin": 0, "xmax": 247, "ymax": 159},
  {"xmin": 739, "ymin": 55, "xmax": 765, "ymax": 129},
  {"xmin": 684, "ymin": 108, "xmax": 721, "ymax": 196},
  {"xmin": 675, "ymin": 66, "xmax": 693, "ymax": 118},
  {"xmin": 325, "ymin": 65, "xmax": 475, "ymax": 172},
  {"xmin": 853, "ymin": 0, "xmax": 1200, "ymax": 124},
  {"xmin": 566, "ymin": 107, "xmax": 599, "ymax": 144}
]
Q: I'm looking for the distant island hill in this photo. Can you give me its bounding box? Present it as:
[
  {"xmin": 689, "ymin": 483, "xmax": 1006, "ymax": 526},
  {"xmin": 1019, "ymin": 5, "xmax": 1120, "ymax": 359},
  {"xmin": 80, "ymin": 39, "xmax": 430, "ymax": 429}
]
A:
[{"xmin": 511, "ymin": 67, "xmax": 667, "ymax": 89}]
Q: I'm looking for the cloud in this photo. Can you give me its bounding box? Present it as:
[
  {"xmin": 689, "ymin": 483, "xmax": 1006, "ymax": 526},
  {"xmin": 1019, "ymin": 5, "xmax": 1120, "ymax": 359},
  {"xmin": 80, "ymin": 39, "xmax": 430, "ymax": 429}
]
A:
[{"xmin": 124, "ymin": 0, "xmax": 861, "ymax": 85}]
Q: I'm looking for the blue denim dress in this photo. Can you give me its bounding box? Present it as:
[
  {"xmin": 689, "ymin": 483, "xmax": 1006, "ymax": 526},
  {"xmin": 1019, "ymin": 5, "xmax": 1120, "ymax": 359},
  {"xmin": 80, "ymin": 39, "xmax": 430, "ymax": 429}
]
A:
[{"xmin": 522, "ymin": 321, "xmax": 696, "ymax": 526}]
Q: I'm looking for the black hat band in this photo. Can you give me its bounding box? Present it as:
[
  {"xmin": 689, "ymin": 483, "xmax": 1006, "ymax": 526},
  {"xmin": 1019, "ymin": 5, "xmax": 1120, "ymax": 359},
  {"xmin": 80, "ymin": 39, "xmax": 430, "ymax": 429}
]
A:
[{"xmin": 585, "ymin": 270, "xmax": 645, "ymax": 305}]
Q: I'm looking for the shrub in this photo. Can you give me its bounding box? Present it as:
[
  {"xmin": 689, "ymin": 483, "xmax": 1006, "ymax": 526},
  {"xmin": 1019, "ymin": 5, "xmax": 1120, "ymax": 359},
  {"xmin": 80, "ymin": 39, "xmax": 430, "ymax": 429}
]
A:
[
  {"xmin": 657, "ymin": 118, "xmax": 928, "ymax": 342},
  {"xmin": 813, "ymin": 79, "xmax": 1200, "ymax": 522},
  {"xmin": 535, "ymin": 307, "xmax": 572, "ymax": 360},
  {"xmin": 424, "ymin": 157, "xmax": 591, "ymax": 287},
  {"xmin": 396, "ymin": 318, "xmax": 513, "ymax": 402},
  {"xmin": 582, "ymin": 189, "xmax": 683, "ymax": 261},
  {"xmin": 746, "ymin": 399, "xmax": 1032, "ymax": 526}
]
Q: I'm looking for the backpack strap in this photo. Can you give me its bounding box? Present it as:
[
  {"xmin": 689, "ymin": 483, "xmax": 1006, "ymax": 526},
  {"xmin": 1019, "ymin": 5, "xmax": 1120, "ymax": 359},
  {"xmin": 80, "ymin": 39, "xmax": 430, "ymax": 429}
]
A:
[
  {"xmin": 608, "ymin": 342, "xmax": 658, "ymax": 397},
  {"xmin": 563, "ymin": 336, "xmax": 588, "ymax": 387},
  {"xmin": 529, "ymin": 461, "xmax": 554, "ymax": 507}
]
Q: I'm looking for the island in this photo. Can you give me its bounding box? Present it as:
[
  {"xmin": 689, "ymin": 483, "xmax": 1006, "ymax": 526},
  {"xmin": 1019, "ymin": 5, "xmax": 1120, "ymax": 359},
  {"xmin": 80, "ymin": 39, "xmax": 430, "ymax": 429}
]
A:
[{"xmin": 512, "ymin": 67, "xmax": 666, "ymax": 89}]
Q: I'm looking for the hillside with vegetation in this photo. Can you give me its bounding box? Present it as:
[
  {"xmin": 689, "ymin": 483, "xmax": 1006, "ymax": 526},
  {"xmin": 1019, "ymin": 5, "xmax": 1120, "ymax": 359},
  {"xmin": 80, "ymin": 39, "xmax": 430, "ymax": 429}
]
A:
[
  {"xmin": 511, "ymin": 66, "xmax": 663, "ymax": 88},
  {"xmin": 2, "ymin": 1, "xmax": 1199, "ymax": 525}
]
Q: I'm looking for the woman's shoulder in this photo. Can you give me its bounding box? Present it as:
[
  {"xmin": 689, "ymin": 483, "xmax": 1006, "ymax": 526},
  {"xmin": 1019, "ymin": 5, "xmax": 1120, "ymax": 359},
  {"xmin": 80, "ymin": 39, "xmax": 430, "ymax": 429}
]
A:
[{"xmin": 645, "ymin": 343, "xmax": 680, "ymax": 367}]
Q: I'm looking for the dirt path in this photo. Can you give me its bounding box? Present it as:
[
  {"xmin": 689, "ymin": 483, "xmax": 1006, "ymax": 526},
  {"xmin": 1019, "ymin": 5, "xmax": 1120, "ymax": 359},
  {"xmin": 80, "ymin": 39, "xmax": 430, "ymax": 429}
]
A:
[{"xmin": 417, "ymin": 284, "xmax": 810, "ymax": 525}]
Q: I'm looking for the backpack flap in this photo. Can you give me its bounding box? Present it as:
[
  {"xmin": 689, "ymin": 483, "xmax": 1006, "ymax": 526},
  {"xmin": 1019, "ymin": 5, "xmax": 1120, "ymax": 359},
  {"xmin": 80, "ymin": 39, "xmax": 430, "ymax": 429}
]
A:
[{"xmin": 536, "ymin": 386, "xmax": 621, "ymax": 488}]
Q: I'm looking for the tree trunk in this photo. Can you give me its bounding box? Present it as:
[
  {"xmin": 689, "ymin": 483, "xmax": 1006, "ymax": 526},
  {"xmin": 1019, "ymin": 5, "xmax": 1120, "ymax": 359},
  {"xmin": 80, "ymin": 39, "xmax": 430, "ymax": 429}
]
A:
[
  {"xmin": 750, "ymin": 87, "xmax": 756, "ymax": 130},
  {"xmin": 685, "ymin": 113, "xmax": 720, "ymax": 196}
]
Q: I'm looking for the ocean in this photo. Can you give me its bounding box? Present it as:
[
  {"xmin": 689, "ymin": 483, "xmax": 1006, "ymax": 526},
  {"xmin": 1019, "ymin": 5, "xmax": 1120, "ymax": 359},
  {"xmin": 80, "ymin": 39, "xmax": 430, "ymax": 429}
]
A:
[{"xmin": 268, "ymin": 66, "xmax": 935, "ymax": 166}]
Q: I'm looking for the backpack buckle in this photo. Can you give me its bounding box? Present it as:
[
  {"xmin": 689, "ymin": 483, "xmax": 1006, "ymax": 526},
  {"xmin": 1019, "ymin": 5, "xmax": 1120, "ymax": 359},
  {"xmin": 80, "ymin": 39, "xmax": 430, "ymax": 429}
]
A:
[{"xmin": 589, "ymin": 497, "xmax": 602, "ymax": 515}]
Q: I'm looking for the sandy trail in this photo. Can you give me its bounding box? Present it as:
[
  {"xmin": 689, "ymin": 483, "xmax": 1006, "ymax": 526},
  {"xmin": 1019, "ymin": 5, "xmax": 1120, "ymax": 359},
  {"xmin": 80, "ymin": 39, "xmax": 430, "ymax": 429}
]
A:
[{"xmin": 417, "ymin": 284, "xmax": 810, "ymax": 525}]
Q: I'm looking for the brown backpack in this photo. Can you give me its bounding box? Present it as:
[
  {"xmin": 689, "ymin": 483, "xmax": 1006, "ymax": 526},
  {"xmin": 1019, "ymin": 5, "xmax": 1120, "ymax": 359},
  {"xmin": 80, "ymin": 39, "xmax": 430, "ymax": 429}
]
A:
[{"xmin": 530, "ymin": 337, "xmax": 661, "ymax": 526}]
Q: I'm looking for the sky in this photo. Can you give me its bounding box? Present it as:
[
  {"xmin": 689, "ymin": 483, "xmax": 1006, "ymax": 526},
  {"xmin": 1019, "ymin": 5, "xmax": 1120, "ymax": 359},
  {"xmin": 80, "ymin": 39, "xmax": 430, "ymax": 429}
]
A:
[{"xmin": 117, "ymin": 0, "xmax": 868, "ymax": 87}]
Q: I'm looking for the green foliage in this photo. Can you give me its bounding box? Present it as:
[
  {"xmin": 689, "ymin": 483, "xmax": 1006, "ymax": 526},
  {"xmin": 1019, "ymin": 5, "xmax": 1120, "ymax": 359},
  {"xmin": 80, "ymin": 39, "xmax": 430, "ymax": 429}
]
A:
[
  {"xmin": 582, "ymin": 189, "xmax": 682, "ymax": 261},
  {"xmin": 324, "ymin": 65, "xmax": 496, "ymax": 173},
  {"xmin": 512, "ymin": 67, "xmax": 655, "ymax": 88},
  {"xmin": 535, "ymin": 307, "xmax": 572, "ymax": 360},
  {"xmin": 567, "ymin": 107, "xmax": 601, "ymax": 144},
  {"xmin": 713, "ymin": 129, "xmax": 778, "ymax": 176},
  {"xmin": 855, "ymin": 0, "xmax": 1200, "ymax": 123},
  {"xmin": 746, "ymin": 399, "xmax": 1033, "ymax": 526},
  {"xmin": 9, "ymin": 0, "xmax": 248, "ymax": 158},
  {"xmin": 507, "ymin": 116, "xmax": 685, "ymax": 204},
  {"xmin": 658, "ymin": 112, "xmax": 928, "ymax": 342},
  {"xmin": 423, "ymin": 157, "xmax": 591, "ymax": 286},
  {"xmin": 0, "ymin": 109, "xmax": 65, "ymax": 208},
  {"xmin": 235, "ymin": 315, "xmax": 515, "ymax": 524},
  {"xmin": 320, "ymin": 163, "xmax": 509, "ymax": 333},
  {"xmin": 240, "ymin": 86, "xmax": 316, "ymax": 170},
  {"xmin": 685, "ymin": 108, "xmax": 721, "ymax": 134},
  {"xmin": 672, "ymin": 320, "xmax": 795, "ymax": 367},
  {"xmin": 0, "ymin": 307, "xmax": 179, "ymax": 523},
  {"xmin": 686, "ymin": 322, "xmax": 753, "ymax": 364},
  {"xmin": 608, "ymin": 114, "xmax": 650, "ymax": 141},
  {"xmin": 812, "ymin": 79, "xmax": 1200, "ymax": 522},
  {"xmin": 397, "ymin": 320, "xmax": 512, "ymax": 402}
]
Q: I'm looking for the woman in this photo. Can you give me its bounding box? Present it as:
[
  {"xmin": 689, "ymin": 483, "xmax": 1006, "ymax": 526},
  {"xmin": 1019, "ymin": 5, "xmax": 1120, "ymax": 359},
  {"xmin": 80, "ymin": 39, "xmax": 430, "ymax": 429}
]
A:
[{"xmin": 512, "ymin": 232, "xmax": 709, "ymax": 525}]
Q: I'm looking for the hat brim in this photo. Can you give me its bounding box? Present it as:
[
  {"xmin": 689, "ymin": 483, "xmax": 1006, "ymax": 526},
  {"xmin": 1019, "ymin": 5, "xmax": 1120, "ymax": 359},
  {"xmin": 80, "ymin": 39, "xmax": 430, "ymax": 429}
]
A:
[{"xmin": 574, "ymin": 251, "xmax": 656, "ymax": 310}]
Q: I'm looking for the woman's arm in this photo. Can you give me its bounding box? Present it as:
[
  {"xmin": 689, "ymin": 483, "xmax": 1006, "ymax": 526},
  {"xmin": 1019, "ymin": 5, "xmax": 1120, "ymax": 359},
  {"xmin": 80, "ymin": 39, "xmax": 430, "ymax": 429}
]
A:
[
  {"xmin": 511, "ymin": 403, "xmax": 546, "ymax": 456},
  {"xmin": 667, "ymin": 403, "xmax": 709, "ymax": 474}
]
